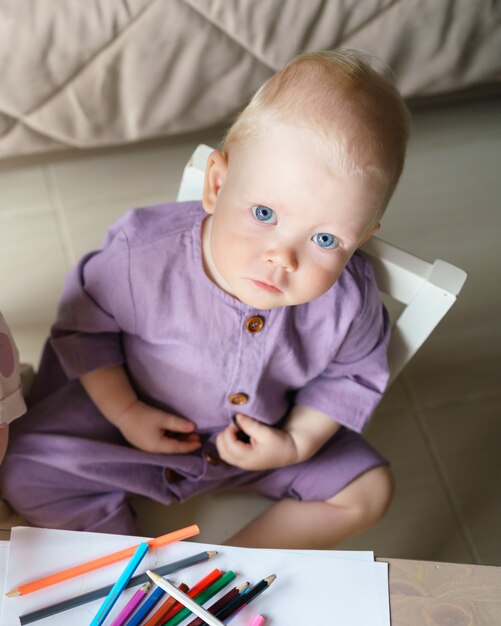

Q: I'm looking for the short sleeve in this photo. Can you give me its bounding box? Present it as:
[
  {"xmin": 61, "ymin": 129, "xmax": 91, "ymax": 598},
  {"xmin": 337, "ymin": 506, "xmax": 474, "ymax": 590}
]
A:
[
  {"xmin": 0, "ymin": 313, "xmax": 26, "ymax": 425},
  {"xmin": 50, "ymin": 226, "xmax": 137, "ymax": 379},
  {"xmin": 295, "ymin": 261, "xmax": 390, "ymax": 433}
]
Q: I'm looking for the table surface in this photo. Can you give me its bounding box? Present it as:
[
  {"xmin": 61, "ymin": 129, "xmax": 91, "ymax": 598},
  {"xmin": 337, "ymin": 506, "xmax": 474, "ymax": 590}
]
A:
[{"xmin": 379, "ymin": 557, "xmax": 501, "ymax": 625}]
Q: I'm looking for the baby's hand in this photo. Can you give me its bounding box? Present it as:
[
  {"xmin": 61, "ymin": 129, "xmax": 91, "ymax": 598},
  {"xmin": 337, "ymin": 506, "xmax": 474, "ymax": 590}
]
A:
[
  {"xmin": 216, "ymin": 414, "xmax": 299, "ymax": 471},
  {"xmin": 114, "ymin": 400, "xmax": 201, "ymax": 454}
]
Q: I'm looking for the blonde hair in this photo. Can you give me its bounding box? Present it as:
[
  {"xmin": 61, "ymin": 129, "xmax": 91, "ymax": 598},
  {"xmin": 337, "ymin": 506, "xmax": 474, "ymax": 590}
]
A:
[{"xmin": 223, "ymin": 49, "xmax": 410, "ymax": 205}]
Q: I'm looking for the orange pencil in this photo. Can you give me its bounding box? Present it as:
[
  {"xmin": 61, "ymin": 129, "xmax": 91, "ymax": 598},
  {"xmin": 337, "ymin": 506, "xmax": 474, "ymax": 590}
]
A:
[
  {"xmin": 143, "ymin": 582, "xmax": 190, "ymax": 626},
  {"xmin": 6, "ymin": 524, "xmax": 199, "ymax": 597},
  {"xmin": 143, "ymin": 568, "xmax": 222, "ymax": 626}
]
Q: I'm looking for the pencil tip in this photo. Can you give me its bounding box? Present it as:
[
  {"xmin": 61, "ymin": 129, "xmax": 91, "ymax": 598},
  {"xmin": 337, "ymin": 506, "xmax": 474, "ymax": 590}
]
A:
[
  {"xmin": 207, "ymin": 550, "xmax": 218, "ymax": 558},
  {"xmin": 5, "ymin": 588, "xmax": 19, "ymax": 598},
  {"xmin": 265, "ymin": 574, "xmax": 277, "ymax": 584}
]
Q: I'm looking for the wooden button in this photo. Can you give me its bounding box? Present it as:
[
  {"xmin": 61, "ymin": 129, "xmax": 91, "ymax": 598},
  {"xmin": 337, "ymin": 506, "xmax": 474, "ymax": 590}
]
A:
[
  {"xmin": 229, "ymin": 392, "xmax": 249, "ymax": 405},
  {"xmin": 164, "ymin": 468, "xmax": 182, "ymax": 483},
  {"xmin": 203, "ymin": 450, "xmax": 219, "ymax": 465},
  {"xmin": 245, "ymin": 315, "xmax": 265, "ymax": 333}
]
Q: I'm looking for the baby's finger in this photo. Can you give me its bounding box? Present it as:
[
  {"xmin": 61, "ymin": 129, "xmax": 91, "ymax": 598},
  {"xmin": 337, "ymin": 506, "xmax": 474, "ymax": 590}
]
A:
[
  {"xmin": 163, "ymin": 430, "xmax": 201, "ymax": 443},
  {"xmin": 234, "ymin": 414, "xmax": 268, "ymax": 441},
  {"xmin": 162, "ymin": 413, "xmax": 196, "ymax": 433},
  {"xmin": 231, "ymin": 415, "xmax": 251, "ymax": 443},
  {"xmin": 157, "ymin": 437, "xmax": 201, "ymax": 455},
  {"xmin": 220, "ymin": 425, "xmax": 253, "ymax": 457},
  {"xmin": 216, "ymin": 427, "xmax": 245, "ymax": 460},
  {"xmin": 216, "ymin": 424, "xmax": 234, "ymax": 451},
  {"xmin": 184, "ymin": 433, "xmax": 201, "ymax": 443}
]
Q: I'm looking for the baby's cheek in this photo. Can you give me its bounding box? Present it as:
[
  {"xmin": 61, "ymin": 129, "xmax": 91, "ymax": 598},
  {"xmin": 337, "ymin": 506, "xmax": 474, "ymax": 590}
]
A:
[{"xmin": 306, "ymin": 264, "xmax": 341, "ymax": 300}]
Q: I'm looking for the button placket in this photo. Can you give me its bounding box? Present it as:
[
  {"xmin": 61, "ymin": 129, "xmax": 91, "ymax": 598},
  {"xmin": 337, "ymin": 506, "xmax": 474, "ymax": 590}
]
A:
[{"xmin": 225, "ymin": 309, "xmax": 269, "ymax": 422}]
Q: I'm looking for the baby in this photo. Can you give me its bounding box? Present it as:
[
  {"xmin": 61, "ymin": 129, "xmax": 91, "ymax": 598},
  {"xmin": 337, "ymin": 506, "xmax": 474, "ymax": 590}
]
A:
[
  {"xmin": 0, "ymin": 312, "xmax": 26, "ymax": 463},
  {"xmin": 1, "ymin": 50, "xmax": 410, "ymax": 549}
]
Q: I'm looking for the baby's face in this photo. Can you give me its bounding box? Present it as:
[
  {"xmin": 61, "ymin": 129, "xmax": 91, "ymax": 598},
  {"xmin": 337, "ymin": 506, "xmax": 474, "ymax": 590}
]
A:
[{"xmin": 202, "ymin": 124, "xmax": 386, "ymax": 309}]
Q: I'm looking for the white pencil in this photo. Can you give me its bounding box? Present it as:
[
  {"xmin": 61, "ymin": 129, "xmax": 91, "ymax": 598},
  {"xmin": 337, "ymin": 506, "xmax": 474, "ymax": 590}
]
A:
[{"xmin": 146, "ymin": 570, "xmax": 226, "ymax": 626}]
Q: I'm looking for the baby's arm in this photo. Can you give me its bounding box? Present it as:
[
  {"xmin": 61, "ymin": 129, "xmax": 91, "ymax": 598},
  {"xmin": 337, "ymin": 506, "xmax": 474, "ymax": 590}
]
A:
[
  {"xmin": 80, "ymin": 365, "xmax": 200, "ymax": 454},
  {"xmin": 284, "ymin": 404, "xmax": 341, "ymax": 461},
  {"xmin": 216, "ymin": 405, "xmax": 339, "ymax": 471}
]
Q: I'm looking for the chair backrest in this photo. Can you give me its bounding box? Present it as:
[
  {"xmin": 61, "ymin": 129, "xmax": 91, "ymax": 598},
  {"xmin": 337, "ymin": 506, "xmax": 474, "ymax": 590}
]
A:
[{"xmin": 177, "ymin": 144, "xmax": 467, "ymax": 385}]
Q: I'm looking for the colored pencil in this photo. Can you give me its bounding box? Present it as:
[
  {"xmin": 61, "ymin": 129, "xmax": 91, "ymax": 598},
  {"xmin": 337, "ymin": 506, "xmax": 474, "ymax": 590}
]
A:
[
  {"xmin": 215, "ymin": 574, "xmax": 276, "ymax": 622},
  {"xmin": 126, "ymin": 582, "xmax": 185, "ymax": 626},
  {"xmin": 139, "ymin": 585, "xmax": 187, "ymax": 626},
  {"xmin": 6, "ymin": 524, "xmax": 199, "ymax": 597},
  {"xmin": 19, "ymin": 550, "xmax": 217, "ymax": 625},
  {"xmin": 110, "ymin": 581, "xmax": 151, "ymax": 626},
  {"xmin": 90, "ymin": 541, "xmax": 150, "ymax": 626},
  {"xmin": 127, "ymin": 583, "xmax": 189, "ymax": 626},
  {"xmin": 249, "ymin": 615, "xmax": 266, "ymax": 626},
  {"xmin": 185, "ymin": 582, "xmax": 249, "ymax": 626},
  {"xmin": 162, "ymin": 570, "xmax": 236, "ymax": 626},
  {"xmin": 146, "ymin": 571, "xmax": 225, "ymax": 626},
  {"xmin": 143, "ymin": 568, "xmax": 223, "ymax": 626}
]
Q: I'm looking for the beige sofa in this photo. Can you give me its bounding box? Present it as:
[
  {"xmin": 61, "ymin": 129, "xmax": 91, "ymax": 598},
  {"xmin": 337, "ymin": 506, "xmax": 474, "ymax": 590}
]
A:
[{"xmin": 0, "ymin": 0, "xmax": 500, "ymax": 161}]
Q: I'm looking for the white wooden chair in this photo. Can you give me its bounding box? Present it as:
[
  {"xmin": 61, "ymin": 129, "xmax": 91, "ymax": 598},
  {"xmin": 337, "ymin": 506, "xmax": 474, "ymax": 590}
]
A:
[{"xmin": 177, "ymin": 144, "xmax": 468, "ymax": 385}]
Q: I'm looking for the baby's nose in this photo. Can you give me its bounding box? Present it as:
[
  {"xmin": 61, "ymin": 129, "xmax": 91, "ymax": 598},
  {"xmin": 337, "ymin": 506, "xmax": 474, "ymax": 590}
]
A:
[{"xmin": 265, "ymin": 245, "xmax": 298, "ymax": 272}]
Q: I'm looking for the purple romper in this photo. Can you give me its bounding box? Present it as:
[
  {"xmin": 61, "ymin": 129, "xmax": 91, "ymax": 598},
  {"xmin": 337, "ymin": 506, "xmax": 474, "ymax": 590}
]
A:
[{"xmin": 1, "ymin": 202, "xmax": 390, "ymax": 535}]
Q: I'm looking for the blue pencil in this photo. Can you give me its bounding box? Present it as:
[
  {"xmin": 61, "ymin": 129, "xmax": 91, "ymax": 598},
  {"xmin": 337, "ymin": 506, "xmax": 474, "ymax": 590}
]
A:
[
  {"xmin": 90, "ymin": 542, "xmax": 150, "ymax": 626},
  {"xmin": 126, "ymin": 584, "xmax": 165, "ymax": 626}
]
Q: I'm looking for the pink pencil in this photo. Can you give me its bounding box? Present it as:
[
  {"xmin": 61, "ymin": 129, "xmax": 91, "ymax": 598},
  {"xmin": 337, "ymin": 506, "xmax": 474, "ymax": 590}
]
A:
[
  {"xmin": 110, "ymin": 582, "xmax": 151, "ymax": 626},
  {"xmin": 249, "ymin": 615, "xmax": 266, "ymax": 626}
]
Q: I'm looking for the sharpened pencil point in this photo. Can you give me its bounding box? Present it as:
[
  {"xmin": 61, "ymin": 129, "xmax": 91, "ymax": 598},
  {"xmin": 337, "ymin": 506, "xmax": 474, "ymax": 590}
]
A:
[
  {"xmin": 207, "ymin": 550, "xmax": 218, "ymax": 558},
  {"xmin": 265, "ymin": 574, "xmax": 277, "ymax": 585},
  {"xmin": 5, "ymin": 588, "xmax": 20, "ymax": 598}
]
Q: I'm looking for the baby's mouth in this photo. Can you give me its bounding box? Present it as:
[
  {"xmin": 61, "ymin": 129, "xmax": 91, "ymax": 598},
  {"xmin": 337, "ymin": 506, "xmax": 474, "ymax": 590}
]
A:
[{"xmin": 249, "ymin": 279, "xmax": 282, "ymax": 294}]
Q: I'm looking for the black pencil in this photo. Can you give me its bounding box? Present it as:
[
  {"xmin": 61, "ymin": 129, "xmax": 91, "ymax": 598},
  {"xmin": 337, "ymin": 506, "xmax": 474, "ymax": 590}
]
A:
[
  {"xmin": 19, "ymin": 550, "xmax": 217, "ymax": 625},
  {"xmin": 216, "ymin": 574, "xmax": 276, "ymax": 621}
]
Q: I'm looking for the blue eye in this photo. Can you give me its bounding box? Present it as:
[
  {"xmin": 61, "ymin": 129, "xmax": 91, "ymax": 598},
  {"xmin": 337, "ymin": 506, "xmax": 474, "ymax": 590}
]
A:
[
  {"xmin": 312, "ymin": 233, "xmax": 340, "ymax": 249},
  {"xmin": 252, "ymin": 205, "xmax": 277, "ymax": 224}
]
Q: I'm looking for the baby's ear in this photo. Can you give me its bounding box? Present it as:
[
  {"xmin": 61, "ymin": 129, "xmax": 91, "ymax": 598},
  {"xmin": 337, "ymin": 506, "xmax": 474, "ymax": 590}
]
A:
[
  {"xmin": 359, "ymin": 222, "xmax": 381, "ymax": 247},
  {"xmin": 202, "ymin": 150, "xmax": 228, "ymax": 214}
]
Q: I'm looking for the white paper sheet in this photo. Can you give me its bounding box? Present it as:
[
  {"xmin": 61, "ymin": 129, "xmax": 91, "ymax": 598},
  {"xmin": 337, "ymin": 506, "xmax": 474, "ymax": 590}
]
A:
[
  {"xmin": 0, "ymin": 540, "xmax": 10, "ymax": 624},
  {"xmin": 3, "ymin": 527, "xmax": 390, "ymax": 626}
]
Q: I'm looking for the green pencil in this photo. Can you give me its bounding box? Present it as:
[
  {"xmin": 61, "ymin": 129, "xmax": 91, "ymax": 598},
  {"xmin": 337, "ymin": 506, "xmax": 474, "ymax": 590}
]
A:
[{"xmin": 161, "ymin": 570, "xmax": 236, "ymax": 626}]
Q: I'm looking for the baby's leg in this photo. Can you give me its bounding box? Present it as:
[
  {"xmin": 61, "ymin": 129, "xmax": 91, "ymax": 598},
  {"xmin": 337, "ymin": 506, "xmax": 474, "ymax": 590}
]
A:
[
  {"xmin": 1, "ymin": 452, "xmax": 138, "ymax": 535},
  {"xmin": 224, "ymin": 427, "xmax": 394, "ymax": 550},
  {"xmin": 225, "ymin": 465, "xmax": 394, "ymax": 549},
  {"xmin": 0, "ymin": 379, "xmax": 143, "ymax": 535}
]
